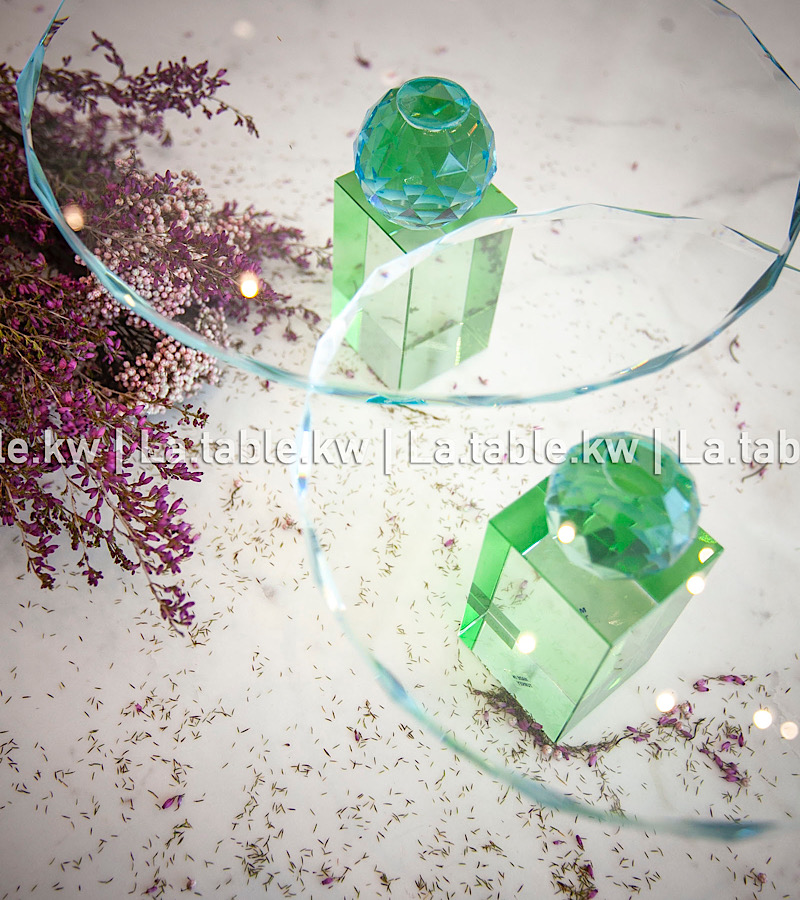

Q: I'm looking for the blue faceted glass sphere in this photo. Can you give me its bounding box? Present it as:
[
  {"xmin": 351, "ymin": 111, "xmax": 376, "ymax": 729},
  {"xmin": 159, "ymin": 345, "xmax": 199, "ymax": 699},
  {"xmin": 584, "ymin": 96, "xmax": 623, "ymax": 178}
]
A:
[
  {"xmin": 353, "ymin": 76, "xmax": 497, "ymax": 230},
  {"xmin": 544, "ymin": 433, "xmax": 701, "ymax": 580}
]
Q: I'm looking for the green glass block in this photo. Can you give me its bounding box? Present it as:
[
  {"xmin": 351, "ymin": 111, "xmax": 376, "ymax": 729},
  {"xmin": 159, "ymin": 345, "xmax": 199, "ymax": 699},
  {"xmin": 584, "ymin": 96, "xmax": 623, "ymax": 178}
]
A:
[
  {"xmin": 332, "ymin": 170, "xmax": 516, "ymax": 390},
  {"xmin": 460, "ymin": 479, "xmax": 723, "ymax": 742}
]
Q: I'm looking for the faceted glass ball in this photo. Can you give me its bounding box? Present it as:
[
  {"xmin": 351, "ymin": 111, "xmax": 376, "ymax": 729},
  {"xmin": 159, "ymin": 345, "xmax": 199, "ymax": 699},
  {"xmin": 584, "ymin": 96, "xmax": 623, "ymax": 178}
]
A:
[
  {"xmin": 354, "ymin": 76, "xmax": 497, "ymax": 230},
  {"xmin": 544, "ymin": 433, "xmax": 701, "ymax": 580}
]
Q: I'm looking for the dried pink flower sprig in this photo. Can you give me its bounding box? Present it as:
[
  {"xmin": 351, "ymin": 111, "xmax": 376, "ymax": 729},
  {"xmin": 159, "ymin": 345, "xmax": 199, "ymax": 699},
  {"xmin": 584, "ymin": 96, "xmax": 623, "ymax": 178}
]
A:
[
  {"xmin": 4, "ymin": 33, "xmax": 327, "ymax": 407},
  {"xmin": 11, "ymin": 31, "xmax": 258, "ymax": 178},
  {"xmin": 0, "ymin": 36, "xmax": 326, "ymax": 625},
  {"xmin": 76, "ymin": 160, "xmax": 324, "ymax": 405},
  {"xmin": 0, "ymin": 240, "xmax": 204, "ymax": 627}
]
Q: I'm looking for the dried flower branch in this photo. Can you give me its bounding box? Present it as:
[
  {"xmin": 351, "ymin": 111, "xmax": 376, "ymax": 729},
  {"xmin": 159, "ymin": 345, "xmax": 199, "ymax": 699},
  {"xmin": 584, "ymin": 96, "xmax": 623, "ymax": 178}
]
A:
[{"xmin": 0, "ymin": 36, "xmax": 327, "ymax": 627}]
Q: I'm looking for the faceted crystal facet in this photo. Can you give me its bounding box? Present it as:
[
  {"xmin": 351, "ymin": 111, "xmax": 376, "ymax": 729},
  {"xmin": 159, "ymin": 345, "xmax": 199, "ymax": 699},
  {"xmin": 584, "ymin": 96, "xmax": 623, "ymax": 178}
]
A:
[
  {"xmin": 544, "ymin": 433, "xmax": 700, "ymax": 580},
  {"xmin": 460, "ymin": 479, "xmax": 722, "ymax": 742},
  {"xmin": 354, "ymin": 77, "xmax": 497, "ymax": 230}
]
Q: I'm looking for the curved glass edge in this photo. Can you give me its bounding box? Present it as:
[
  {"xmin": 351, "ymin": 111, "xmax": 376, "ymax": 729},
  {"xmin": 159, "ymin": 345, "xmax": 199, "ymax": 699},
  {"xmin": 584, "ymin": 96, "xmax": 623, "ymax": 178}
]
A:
[
  {"xmin": 294, "ymin": 412, "xmax": 780, "ymax": 840},
  {"xmin": 714, "ymin": 0, "xmax": 800, "ymax": 94},
  {"xmin": 18, "ymin": 0, "xmax": 798, "ymax": 838},
  {"xmin": 17, "ymin": 0, "xmax": 800, "ymax": 406},
  {"xmin": 314, "ymin": 207, "xmax": 800, "ymax": 406}
]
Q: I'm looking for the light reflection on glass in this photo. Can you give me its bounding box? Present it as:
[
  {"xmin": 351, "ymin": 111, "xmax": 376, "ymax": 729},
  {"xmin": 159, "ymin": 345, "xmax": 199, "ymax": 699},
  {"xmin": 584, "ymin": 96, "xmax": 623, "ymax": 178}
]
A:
[
  {"xmin": 515, "ymin": 632, "xmax": 536, "ymax": 654},
  {"xmin": 61, "ymin": 203, "xmax": 84, "ymax": 231},
  {"xmin": 686, "ymin": 574, "xmax": 705, "ymax": 595},
  {"xmin": 556, "ymin": 523, "xmax": 576, "ymax": 544}
]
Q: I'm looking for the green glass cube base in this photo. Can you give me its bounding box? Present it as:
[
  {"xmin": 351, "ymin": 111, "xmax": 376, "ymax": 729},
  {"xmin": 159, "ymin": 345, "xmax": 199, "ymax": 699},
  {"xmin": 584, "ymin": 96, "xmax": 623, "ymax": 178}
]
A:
[
  {"xmin": 332, "ymin": 171, "xmax": 517, "ymax": 390},
  {"xmin": 460, "ymin": 479, "xmax": 723, "ymax": 743}
]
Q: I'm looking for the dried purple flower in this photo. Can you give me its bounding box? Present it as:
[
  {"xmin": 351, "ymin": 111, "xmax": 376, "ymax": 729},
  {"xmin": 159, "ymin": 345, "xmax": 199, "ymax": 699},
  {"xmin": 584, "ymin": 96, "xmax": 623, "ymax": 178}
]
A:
[
  {"xmin": 0, "ymin": 36, "xmax": 327, "ymax": 626},
  {"xmin": 161, "ymin": 793, "xmax": 184, "ymax": 809}
]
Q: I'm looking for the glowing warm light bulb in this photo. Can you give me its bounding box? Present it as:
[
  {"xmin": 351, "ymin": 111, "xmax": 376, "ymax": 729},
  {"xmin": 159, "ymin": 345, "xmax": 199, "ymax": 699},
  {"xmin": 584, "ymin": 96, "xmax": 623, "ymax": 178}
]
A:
[
  {"xmin": 753, "ymin": 708, "xmax": 773, "ymax": 730},
  {"xmin": 62, "ymin": 203, "xmax": 85, "ymax": 231},
  {"xmin": 698, "ymin": 547, "xmax": 714, "ymax": 564},
  {"xmin": 780, "ymin": 721, "xmax": 799, "ymax": 740},
  {"xmin": 655, "ymin": 691, "xmax": 675, "ymax": 713},
  {"xmin": 686, "ymin": 574, "xmax": 705, "ymax": 595},
  {"xmin": 515, "ymin": 632, "xmax": 536, "ymax": 654},
  {"xmin": 557, "ymin": 522, "xmax": 576, "ymax": 544},
  {"xmin": 239, "ymin": 272, "xmax": 259, "ymax": 299}
]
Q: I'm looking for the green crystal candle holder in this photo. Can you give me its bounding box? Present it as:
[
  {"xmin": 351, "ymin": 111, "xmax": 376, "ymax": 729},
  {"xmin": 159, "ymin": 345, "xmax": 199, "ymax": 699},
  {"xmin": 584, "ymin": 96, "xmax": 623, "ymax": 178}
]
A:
[
  {"xmin": 333, "ymin": 172, "xmax": 516, "ymax": 389},
  {"xmin": 333, "ymin": 76, "xmax": 516, "ymax": 390},
  {"xmin": 460, "ymin": 437, "xmax": 722, "ymax": 743}
]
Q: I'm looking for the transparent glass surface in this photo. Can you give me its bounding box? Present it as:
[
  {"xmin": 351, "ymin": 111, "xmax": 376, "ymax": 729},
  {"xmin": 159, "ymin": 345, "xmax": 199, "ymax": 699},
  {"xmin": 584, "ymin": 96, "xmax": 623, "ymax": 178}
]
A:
[
  {"xmin": 297, "ymin": 260, "xmax": 800, "ymax": 835},
  {"xmin": 14, "ymin": 0, "xmax": 800, "ymax": 837},
  {"xmin": 309, "ymin": 210, "xmax": 791, "ymax": 401},
  {"xmin": 16, "ymin": 0, "xmax": 800, "ymax": 401}
]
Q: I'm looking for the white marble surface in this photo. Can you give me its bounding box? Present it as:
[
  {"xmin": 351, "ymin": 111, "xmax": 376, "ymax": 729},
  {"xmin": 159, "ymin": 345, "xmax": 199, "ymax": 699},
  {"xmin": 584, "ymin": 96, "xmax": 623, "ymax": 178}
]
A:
[{"xmin": 2, "ymin": 1, "xmax": 800, "ymax": 898}]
